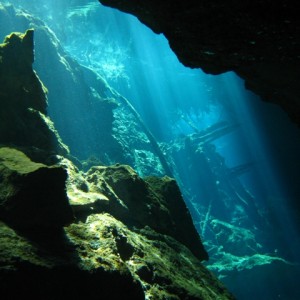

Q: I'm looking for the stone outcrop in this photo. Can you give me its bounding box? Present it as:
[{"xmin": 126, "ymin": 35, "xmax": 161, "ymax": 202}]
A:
[
  {"xmin": 66, "ymin": 213, "xmax": 231, "ymax": 299},
  {"xmin": 98, "ymin": 0, "xmax": 300, "ymax": 126},
  {"xmin": 0, "ymin": 210, "xmax": 234, "ymax": 299},
  {"xmin": 0, "ymin": 28, "xmax": 68, "ymax": 160},
  {"xmin": 0, "ymin": 147, "xmax": 74, "ymax": 229},
  {"xmin": 68, "ymin": 164, "xmax": 208, "ymax": 261},
  {"xmin": 0, "ymin": 3, "xmax": 177, "ymax": 176},
  {"xmin": 0, "ymin": 219, "xmax": 144, "ymax": 299},
  {"xmin": 0, "ymin": 149, "xmax": 233, "ymax": 299}
]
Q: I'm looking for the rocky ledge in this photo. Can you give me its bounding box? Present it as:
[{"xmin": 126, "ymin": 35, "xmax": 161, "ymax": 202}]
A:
[{"xmin": 0, "ymin": 148, "xmax": 234, "ymax": 299}]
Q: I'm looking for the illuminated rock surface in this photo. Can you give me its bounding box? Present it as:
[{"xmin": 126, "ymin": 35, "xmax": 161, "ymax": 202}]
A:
[
  {"xmin": 0, "ymin": 28, "xmax": 68, "ymax": 158},
  {"xmin": 0, "ymin": 148, "xmax": 233, "ymax": 299}
]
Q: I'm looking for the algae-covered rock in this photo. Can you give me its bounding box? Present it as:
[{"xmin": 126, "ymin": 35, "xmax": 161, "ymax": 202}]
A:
[
  {"xmin": 0, "ymin": 29, "xmax": 68, "ymax": 158},
  {"xmin": 0, "ymin": 7, "xmax": 234, "ymax": 298},
  {"xmin": 66, "ymin": 213, "xmax": 233, "ymax": 300},
  {"xmin": 0, "ymin": 220, "xmax": 144, "ymax": 299},
  {"xmin": 0, "ymin": 212, "xmax": 233, "ymax": 300},
  {"xmin": 70, "ymin": 164, "xmax": 208, "ymax": 261},
  {"xmin": 0, "ymin": 147, "xmax": 74, "ymax": 229},
  {"xmin": 0, "ymin": 4, "xmax": 122, "ymax": 162},
  {"xmin": 0, "ymin": 149, "xmax": 234, "ymax": 299}
]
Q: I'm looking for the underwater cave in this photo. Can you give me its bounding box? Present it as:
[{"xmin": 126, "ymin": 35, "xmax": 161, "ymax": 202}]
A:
[{"xmin": 0, "ymin": 0, "xmax": 300, "ymax": 299}]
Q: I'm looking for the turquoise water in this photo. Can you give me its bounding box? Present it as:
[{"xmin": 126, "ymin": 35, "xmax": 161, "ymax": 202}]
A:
[{"xmin": 2, "ymin": 1, "xmax": 300, "ymax": 298}]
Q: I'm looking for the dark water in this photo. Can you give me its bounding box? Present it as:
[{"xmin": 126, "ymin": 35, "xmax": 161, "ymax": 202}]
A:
[{"xmin": 2, "ymin": 1, "xmax": 300, "ymax": 299}]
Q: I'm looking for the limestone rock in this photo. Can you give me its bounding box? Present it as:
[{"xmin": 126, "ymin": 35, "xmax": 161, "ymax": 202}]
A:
[
  {"xmin": 0, "ymin": 3, "xmax": 121, "ymax": 162},
  {"xmin": 0, "ymin": 147, "xmax": 74, "ymax": 229},
  {"xmin": 0, "ymin": 6, "xmax": 234, "ymax": 298},
  {"xmin": 146, "ymin": 176, "xmax": 209, "ymax": 261}
]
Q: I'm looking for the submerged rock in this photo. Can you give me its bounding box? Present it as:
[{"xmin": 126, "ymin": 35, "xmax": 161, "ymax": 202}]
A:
[
  {"xmin": 0, "ymin": 28, "xmax": 68, "ymax": 159},
  {"xmin": 0, "ymin": 4, "xmax": 122, "ymax": 162},
  {"xmin": 0, "ymin": 220, "xmax": 145, "ymax": 299},
  {"xmin": 66, "ymin": 213, "xmax": 232, "ymax": 299},
  {"xmin": 69, "ymin": 164, "xmax": 208, "ymax": 261},
  {"xmin": 0, "ymin": 150, "xmax": 234, "ymax": 299},
  {"xmin": 0, "ymin": 147, "xmax": 74, "ymax": 229}
]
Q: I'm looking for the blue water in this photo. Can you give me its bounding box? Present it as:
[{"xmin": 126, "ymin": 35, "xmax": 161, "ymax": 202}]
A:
[
  {"xmin": 62, "ymin": 4, "xmax": 223, "ymax": 142},
  {"xmin": 4, "ymin": 1, "xmax": 300, "ymax": 299}
]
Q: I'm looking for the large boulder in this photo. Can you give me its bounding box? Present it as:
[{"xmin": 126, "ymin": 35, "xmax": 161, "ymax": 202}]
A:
[
  {"xmin": 0, "ymin": 147, "xmax": 74, "ymax": 229},
  {"xmin": 69, "ymin": 164, "xmax": 208, "ymax": 261}
]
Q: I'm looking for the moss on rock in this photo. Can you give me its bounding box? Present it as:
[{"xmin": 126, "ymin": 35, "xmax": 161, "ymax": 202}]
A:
[
  {"xmin": 0, "ymin": 29, "xmax": 68, "ymax": 159},
  {"xmin": 0, "ymin": 147, "xmax": 74, "ymax": 229},
  {"xmin": 0, "ymin": 149, "xmax": 234, "ymax": 299}
]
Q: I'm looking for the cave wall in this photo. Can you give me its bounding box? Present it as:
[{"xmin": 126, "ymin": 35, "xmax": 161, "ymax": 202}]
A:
[{"xmin": 99, "ymin": 0, "xmax": 300, "ymax": 126}]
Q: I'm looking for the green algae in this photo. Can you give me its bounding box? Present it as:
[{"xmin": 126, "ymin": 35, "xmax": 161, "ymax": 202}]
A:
[{"xmin": 0, "ymin": 147, "xmax": 46, "ymax": 174}]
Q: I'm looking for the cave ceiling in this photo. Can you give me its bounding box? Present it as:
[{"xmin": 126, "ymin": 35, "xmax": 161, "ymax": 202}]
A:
[{"xmin": 99, "ymin": 0, "xmax": 300, "ymax": 126}]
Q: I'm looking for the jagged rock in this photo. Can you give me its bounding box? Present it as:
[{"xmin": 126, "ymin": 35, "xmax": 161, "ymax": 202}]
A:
[
  {"xmin": 0, "ymin": 152, "xmax": 234, "ymax": 299},
  {"xmin": 0, "ymin": 4, "xmax": 122, "ymax": 162},
  {"xmin": 69, "ymin": 164, "xmax": 208, "ymax": 261},
  {"xmin": 0, "ymin": 5, "xmax": 235, "ymax": 298},
  {"xmin": 0, "ymin": 211, "xmax": 234, "ymax": 299},
  {"xmin": 0, "ymin": 29, "xmax": 68, "ymax": 158},
  {"xmin": 146, "ymin": 176, "xmax": 209, "ymax": 261},
  {"xmin": 66, "ymin": 213, "xmax": 233, "ymax": 299},
  {"xmin": 0, "ymin": 147, "xmax": 74, "ymax": 229},
  {"xmin": 99, "ymin": 0, "xmax": 300, "ymax": 126},
  {"xmin": 0, "ymin": 4, "xmax": 169, "ymax": 171},
  {"xmin": 0, "ymin": 220, "xmax": 144, "ymax": 299}
]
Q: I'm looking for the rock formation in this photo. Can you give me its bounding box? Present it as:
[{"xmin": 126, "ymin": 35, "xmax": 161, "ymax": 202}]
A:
[
  {"xmin": 0, "ymin": 28, "xmax": 68, "ymax": 161},
  {"xmin": 0, "ymin": 3, "xmax": 178, "ymax": 174},
  {"xmin": 0, "ymin": 27, "xmax": 234, "ymax": 299},
  {"xmin": 98, "ymin": 0, "xmax": 300, "ymax": 126},
  {"xmin": 0, "ymin": 3, "xmax": 123, "ymax": 163},
  {"xmin": 0, "ymin": 147, "xmax": 233, "ymax": 299},
  {"xmin": 2, "ymin": 1, "xmax": 298, "ymax": 298}
]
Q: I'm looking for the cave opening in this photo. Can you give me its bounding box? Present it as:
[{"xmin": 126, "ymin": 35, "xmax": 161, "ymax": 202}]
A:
[{"xmin": 1, "ymin": 0, "xmax": 300, "ymax": 299}]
